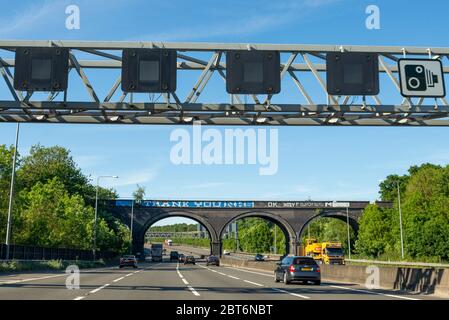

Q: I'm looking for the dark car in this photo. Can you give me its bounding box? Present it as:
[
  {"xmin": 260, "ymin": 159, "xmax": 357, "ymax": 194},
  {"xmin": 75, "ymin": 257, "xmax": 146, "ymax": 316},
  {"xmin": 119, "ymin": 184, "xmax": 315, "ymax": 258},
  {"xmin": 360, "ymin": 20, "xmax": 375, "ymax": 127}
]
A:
[
  {"xmin": 119, "ymin": 255, "xmax": 138, "ymax": 269},
  {"xmin": 255, "ymin": 254, "xmax": 265, "ymax": 261},
  {"xmin": 178, "ymin": 254, "xmax": 185, "ymax": 263},
  {"xmin": 170, "ymin": 251, "xmax": 179, "ymax": 261},
  {"xmin": 184, "ymin": 256, "xmax": 196, "ymax": 265},
  {"xmin": 206, "ymin": 255, "xmax": 220, "ymax": 266},
  {"xmin": 274, "ymin": 256, "xmax": 320, "ymax": 285}
]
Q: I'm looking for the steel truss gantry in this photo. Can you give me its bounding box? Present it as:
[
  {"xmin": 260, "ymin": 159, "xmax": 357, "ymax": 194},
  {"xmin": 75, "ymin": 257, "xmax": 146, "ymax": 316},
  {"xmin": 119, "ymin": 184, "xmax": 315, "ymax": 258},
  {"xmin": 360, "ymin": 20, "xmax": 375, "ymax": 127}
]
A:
[{"xmin": 1, "ymin": 40, "xmax": 449, "ymax": 126}]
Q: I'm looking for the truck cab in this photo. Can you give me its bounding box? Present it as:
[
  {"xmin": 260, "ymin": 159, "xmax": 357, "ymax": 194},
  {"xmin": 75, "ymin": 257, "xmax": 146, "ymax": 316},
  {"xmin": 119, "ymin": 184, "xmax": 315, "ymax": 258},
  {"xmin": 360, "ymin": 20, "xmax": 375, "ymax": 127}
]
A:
[{"xmin": 321, "ymin": 242, "xmax": 345, "ymax": 265}]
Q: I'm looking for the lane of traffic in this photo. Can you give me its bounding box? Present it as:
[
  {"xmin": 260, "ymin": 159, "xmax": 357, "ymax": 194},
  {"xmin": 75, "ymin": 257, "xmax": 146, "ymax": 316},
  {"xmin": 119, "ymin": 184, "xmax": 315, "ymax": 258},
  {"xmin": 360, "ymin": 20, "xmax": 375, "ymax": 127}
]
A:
[{"xmin": 177, "ymin": 261, "xmax": 303, "ymax": 300}]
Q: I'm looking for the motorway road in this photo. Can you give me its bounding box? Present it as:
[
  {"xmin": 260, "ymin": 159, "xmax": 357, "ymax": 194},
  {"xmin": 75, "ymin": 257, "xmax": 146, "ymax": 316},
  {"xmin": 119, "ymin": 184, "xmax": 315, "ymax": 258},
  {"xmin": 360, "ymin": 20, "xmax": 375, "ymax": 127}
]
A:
[{"xmin": 0, "ymin": 257, "xmax": 441, "ymax": 300}]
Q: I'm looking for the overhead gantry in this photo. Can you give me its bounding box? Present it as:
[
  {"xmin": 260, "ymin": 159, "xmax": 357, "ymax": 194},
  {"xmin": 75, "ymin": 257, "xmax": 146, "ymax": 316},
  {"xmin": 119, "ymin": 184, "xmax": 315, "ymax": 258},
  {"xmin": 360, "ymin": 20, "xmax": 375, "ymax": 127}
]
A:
[{"xmin": 0, "ymin": 40, "xmax": 448, "ymax": 126}]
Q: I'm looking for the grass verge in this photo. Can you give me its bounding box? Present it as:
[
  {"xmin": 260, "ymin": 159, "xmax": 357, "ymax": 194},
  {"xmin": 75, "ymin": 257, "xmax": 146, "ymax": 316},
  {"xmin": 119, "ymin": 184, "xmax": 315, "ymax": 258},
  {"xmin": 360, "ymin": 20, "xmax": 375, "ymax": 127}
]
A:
[{"xmin": 0, "ymin": 259, "xmax": 107, "ymax": 273}]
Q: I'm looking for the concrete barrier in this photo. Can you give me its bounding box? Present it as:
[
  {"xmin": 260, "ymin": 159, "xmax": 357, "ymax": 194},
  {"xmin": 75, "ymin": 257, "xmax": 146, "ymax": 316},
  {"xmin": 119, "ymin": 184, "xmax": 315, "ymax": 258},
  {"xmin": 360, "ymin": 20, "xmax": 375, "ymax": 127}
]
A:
[{"xmin": 220, "ymin": 256, "xmax": 449, "ymax": 298}]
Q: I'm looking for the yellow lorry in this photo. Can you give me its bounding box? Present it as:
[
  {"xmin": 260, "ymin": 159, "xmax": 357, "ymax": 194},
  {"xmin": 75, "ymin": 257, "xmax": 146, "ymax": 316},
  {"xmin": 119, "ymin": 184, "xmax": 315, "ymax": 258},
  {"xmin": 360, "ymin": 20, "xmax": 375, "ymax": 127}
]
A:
[
  {"xmin": 305, "ymin": 238, "xmax": 322, "ymax": 262},
  {"xmin": 305, "ymin": 239, "xmax": 345, "ymax": 265},
  {"xmin": 321, "ymin": 242, "xmax": 345, "ymax": 265}
]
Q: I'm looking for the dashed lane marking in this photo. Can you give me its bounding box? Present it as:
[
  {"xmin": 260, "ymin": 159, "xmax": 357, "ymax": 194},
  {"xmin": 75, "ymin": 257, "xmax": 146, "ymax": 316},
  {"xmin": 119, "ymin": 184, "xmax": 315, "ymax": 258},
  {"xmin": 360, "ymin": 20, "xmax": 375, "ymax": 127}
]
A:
[
  {"xmin": 188, "ymin": 285, "xmax": 200, "ymax": 296},
  {"xmin": 243, "ymin": 280, "xmax": 264, "ymax": 287},
  {"xmin": 271, "ymin": 287, "xmax": 310, "ymax": 299},
  {"xmin": 112, "ymin": 277, "xmax": 124, "ymax": 283},
  {"xmin": 176, "ymin": 262, "xmax": 200, "ymax": 297},
  {"xmin": 89, "ymin": 283, "xmax": 110, "ymax": 294}
]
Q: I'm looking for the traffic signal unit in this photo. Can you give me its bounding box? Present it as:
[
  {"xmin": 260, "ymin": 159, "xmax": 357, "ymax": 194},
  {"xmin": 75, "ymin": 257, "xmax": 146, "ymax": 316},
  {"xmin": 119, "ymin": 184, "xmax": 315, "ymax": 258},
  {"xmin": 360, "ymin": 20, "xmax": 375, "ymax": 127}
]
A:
[
  {"xmin": 121, "ymin": 48, "xmax": 177, "ymax": 93},
  {"xmin": 13, "ymin": 47, "xmax": 69, "ymax": 92},
  {"xmin": 326, "ymin": 52, "xmax": 380, "ymax": 96}
]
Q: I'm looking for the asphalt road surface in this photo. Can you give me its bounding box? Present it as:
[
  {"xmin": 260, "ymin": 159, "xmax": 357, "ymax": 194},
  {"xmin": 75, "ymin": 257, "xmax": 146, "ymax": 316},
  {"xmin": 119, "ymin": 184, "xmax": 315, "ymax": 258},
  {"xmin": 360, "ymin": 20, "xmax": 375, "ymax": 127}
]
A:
[{"xmin": 0, "ymin": 256, "xmax": 442, "ymax": 300}]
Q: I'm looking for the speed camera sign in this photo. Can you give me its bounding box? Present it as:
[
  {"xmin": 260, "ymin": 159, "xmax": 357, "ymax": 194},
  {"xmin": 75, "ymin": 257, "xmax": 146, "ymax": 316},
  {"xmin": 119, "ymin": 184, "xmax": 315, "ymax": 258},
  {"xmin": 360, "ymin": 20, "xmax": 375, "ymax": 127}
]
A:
[{"xmin": 398, "ymin": 59, "xmax": 445, "ymax": 97}]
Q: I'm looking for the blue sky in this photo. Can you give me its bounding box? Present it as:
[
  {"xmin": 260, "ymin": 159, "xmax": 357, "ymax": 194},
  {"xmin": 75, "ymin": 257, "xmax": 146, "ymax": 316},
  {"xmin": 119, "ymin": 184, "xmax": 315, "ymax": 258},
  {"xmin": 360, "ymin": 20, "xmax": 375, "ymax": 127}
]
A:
[{"xmin": 1, "ymin": 0, "xmax": 449, "ymax": 225}]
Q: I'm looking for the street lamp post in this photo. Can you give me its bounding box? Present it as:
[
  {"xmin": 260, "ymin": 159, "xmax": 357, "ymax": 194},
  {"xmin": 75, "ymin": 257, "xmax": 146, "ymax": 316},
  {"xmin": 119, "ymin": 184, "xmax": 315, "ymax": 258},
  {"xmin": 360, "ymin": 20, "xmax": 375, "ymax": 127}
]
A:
[
  {"xmin": 93, "ymin": 175, "xmax": 118, "ymax": 260},
  {"xmin": 346, "ymin": 206, "xmax": 351, "ymax": 260},
  {"xmin": 5, "ymin": 123, "xmax": 20, "ymax": 260},
  {"xmin": 397, "ymin": 181, "xmax": 405, "ymax": 260},
  {"xmin": 130, "ymin": 199, "xmax": 134, "ymax": 254}
]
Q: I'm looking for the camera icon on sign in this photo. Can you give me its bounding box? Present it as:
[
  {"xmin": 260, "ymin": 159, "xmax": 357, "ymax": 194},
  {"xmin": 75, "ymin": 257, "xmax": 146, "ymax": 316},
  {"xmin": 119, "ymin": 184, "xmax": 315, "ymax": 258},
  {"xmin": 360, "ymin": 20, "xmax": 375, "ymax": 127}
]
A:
[{"xmin": 404, "ymin": 64, "xmax": 439, "ymax": 91}]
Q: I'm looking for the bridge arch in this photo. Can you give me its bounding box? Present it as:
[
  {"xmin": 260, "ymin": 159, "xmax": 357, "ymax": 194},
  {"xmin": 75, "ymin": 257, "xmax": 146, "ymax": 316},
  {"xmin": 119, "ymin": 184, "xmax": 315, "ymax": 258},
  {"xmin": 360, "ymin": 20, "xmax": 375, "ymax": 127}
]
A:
[
  {"xmin": 298, "ymin": 210, "xmax": 359, "ymax": 244},
  {"xmin": 135, "ymin": 210, "xmax": 219, "ymax": 256},
  {"xmin": 219, "ymin": 211, "xmax": 297, "ymax": 256}
]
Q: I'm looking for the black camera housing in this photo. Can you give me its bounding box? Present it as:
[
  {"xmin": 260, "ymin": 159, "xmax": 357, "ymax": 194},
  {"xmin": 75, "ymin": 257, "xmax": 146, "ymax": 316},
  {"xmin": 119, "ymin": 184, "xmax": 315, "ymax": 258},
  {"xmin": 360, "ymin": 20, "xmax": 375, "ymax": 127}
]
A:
[
  {"xmin": 121, "ymin": 48, "xmax": 177, "ymax": 93},
  {"xmin": 226, "ymin": 50, "xmax": 280, "ymax": 94},
  {"xmin": 14, "ymin": 47, "xmax": 69, "ymax": 91},
  {"xmin": 326, "ymin": 52, "xmax": 379, "ymax": 96}
]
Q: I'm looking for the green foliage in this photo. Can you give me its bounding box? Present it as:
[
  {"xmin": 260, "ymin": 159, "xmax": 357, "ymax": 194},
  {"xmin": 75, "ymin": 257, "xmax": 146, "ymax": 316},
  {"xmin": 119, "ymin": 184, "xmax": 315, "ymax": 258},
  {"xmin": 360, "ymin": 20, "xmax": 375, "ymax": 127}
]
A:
[
  {"xmin": 133, "ymin": 185, "xmax": 146, "ymax": 202},
  {"xmin": 0, "ymin": 145, "xmax": 16, "ymax": 242},
  {"xmin": 0, "ymin": 143, "xmax": 129, "ymax": 256},
  {"xmin": 0, "ymin": 259, "xmax": 106, "ymax": 273},
  {"xmin": 149, "ymin": 223, "xmax": 199, "ymax": 233},
  {"xmin": 302, "ymin": 217, "xmax": 355, "ymax": 254},
  {"xmin": 357, "ymin": 164, "xmax": 449, "ymax": 262},
  {"xmin": 355, "ymin": 205, "xmax": 394, "ymax": 257}
]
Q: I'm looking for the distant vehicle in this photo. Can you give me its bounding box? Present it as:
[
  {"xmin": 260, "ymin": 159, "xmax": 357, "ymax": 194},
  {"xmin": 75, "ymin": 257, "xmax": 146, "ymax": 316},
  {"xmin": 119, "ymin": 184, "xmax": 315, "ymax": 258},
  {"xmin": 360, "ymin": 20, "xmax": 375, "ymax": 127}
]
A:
[
  {"xmin": 304, "ymin": 239, "xmax": 345, "ymax": 265},
  {"xmin": 184, "ymin": 256, "xmax": 196, "ymax": 265},
  {"xmin": 206, "ymin": 255, "xmax": 220, "ymax": 266},
  {"xmin": 119, "ymin": 255, "xmax": 138, "ymax": 269},
  {"xmin": 165, "ymin": 239, "xmax": 173, "ymax": 246},
  {"xmin": 274, "ymin": 256, "xmax": 321, "ymax": 285},
  {"xmin": 223, "ymin": 250, "xmax": 231, "ymax": 255},
  {"xmin": 151, "ymin": 243, "xmax": 163, "ymax": 262},
  {"xmin": 178, "ymin": 254, "xmax": 186, "ymax": 262},
  {"xmin": 170, "ymin": 251, "xmax": 179, "ymax": 261},
  {"xmin": 321, "ymin": 242, "xmax": 345, "ymax": 265},
  {"xmin": 255, "ymin": 254, "xmax": 265, "ymax": 261}
]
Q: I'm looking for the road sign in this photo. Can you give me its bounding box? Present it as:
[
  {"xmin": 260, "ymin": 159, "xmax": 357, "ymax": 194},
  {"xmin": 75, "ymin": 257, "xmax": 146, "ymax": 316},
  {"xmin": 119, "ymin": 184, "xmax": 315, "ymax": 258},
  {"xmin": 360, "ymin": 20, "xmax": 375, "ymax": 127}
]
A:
[{"xmin": 398, "ymin": 59, "xmax": 446, "ymax": 97}]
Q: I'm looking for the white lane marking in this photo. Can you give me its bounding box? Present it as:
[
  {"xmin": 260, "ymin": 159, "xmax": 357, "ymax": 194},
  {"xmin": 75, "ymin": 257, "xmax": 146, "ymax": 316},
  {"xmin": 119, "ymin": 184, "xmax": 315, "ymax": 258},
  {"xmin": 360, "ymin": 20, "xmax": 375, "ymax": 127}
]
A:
[
  {"xmin": 124, "ymin": 273, "xmax": 133, "ymax": 277},
  {"xmin": 227, "ymin": 275, "xmax": 240, "ymax": 280},
  {"xmin": 217, "ymin": 272, "xmax": 226, "ymax": 276},
  {"xmin": 176, "ymin": 262, "xmax": 200, "ymax": 297},
  {"xmin": 329, "ymin": 285, "xmax": 420, "ymax": 301},
  {"xmin": 89, "ymin": 283, "xmax": 110, "ymax": 294},
  {"xmin": 271, "ymin": 287, "xmax": 310, "ymax": 299},
  {"xmin": 0, "ymin": 274, "xmax": 66, "ymax": 285},
  {"xmin": 187, "ymin": 285, "xmax": 200, "ymax": 296},
  {"xmin": 73, "ymin": 296, "xmax": 85, "ymax": 300},
  {"xmin": 112, "ymin": 276, "xmax": 125, "ymax": 283},
  {"xmin": 224, "ymin": 266, "xmax": 272, "ymax": 277},
  {"xmin": 244, "ymin": 280, "xmax": 264, "ymax": 287}
]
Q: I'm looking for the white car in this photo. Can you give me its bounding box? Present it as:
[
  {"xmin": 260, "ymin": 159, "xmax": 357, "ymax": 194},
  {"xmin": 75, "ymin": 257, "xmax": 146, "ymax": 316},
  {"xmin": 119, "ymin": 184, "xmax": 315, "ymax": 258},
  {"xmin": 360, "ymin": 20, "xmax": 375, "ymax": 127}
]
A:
[{"xmin": 223, "ymin": 250, "xmax": 231, "ymax": 255}]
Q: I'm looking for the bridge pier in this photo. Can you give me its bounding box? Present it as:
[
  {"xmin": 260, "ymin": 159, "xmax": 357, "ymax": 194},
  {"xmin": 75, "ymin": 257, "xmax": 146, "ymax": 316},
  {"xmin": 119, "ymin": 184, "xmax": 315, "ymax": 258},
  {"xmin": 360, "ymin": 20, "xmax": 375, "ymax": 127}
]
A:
[{"xmin": 211, "ymin": 241, "xmax": 222, "ymax": 257}]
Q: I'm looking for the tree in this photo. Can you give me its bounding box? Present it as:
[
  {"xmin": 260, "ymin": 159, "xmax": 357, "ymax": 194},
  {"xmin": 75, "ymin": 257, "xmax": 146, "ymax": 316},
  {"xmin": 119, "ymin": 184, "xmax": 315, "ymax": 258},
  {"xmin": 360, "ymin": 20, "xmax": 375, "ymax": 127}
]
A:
[
  {"xmin": 0, "ymin": 145, "xmax": 16, "ymax": 241},
  {"xmin": 132, "ymin": 184, "xmax": 146, "ymax": 202},
  {"xmin": 355, "ymin": 204, "xmax": 394, "ymax": 258},
  {"xmin": 17, "ymin": 144, "xmax": 89, "ymax": 197},
  {"xmin": 400, "ymin": 166, "xmax": 449, "ymax": 261}
]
